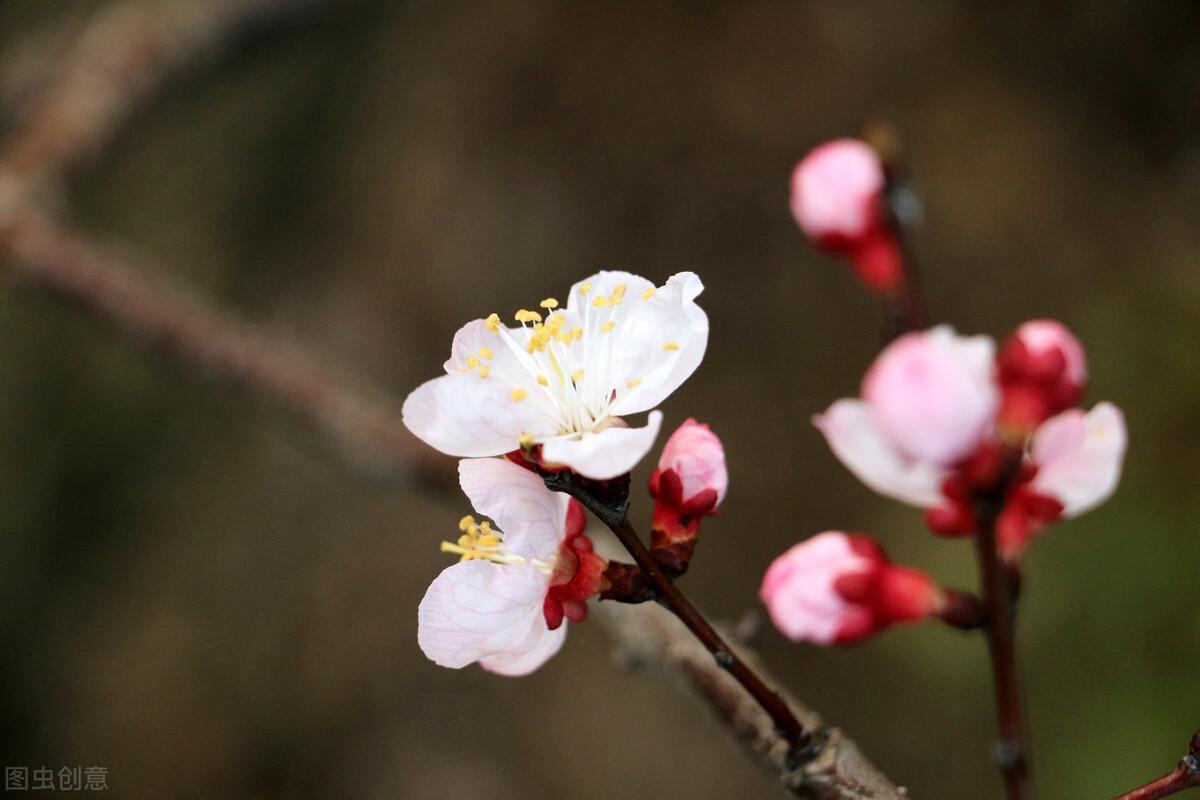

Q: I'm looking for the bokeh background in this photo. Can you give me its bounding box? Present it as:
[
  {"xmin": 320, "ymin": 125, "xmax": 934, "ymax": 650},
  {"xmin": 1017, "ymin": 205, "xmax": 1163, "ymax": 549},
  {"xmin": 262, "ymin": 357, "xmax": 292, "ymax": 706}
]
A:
[{"xmin": 1, "ymin": 1, "xmax": 1198, "ymax": 798}]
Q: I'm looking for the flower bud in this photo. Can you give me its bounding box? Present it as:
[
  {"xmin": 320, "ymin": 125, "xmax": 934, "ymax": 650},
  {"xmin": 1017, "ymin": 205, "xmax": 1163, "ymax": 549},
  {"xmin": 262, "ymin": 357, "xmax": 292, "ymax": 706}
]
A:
[
  {"xmin": 790, "ymin": 139, "xmax": 903, "ymax": 290},
  {"xmin": 655, "ymin": 419, "xmax": 727, "ymax": 512},
  {"xmin": 997, "ymin": 320, "xmax": 1088, "ymax": 432},
  {"xmin": 759, "ymin": 531, "xmax": 941, "ymax": 645},
  {"xmin": 861, "ymin": 326, "xmax": 999, "ymax": 466}
]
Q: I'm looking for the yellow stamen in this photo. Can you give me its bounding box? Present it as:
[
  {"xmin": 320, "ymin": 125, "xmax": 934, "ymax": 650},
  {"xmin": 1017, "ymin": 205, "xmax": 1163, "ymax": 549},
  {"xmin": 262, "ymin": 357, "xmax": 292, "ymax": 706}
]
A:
[
  {"xmin": 570, "ymin": 369, "xmax": 585, "ymax": 382},
  {"xmin": 626, "ymin": 378, "xmax": 641, "ymax": 388},
  {"xmin": 592, "ymin": 295, "xmax": 608, "ymax": 309},
  {"xmin": 515, "ymin": 309, "xmax": 543, "ymax": 324},
  {"xmin": 466, "ymin": 355, "xmax": 480, "ymax": 369},
  {"xmin": 641, "ymin": 287, "xmax": 656, "ymax": 301},
  {"xmin": 511, "ymin": 388, "xmax": 528, "ymax": 401},
  {"xmin": 484, "ymin": 313, "xmax": 501, "ymax": 333},
  {"xmin": 539, "ymin": 297, "xmax": 559, "ymax": 309},
  {"xmin": 537, "ymin": 374, "xmax": 549, "ymax": 386},
  {"xmin": 601, "ymin": 320, "xmax": 615, "ymax": 333},
  {"xmin": 518, "ymin": 433, "xmax": 535, "ymax": 448},
  {"xmin": 477, "ymin": 346, "xmax": 494, "ymax": 360},
  {"xmin": 459, "ymin": 515, "xmax": 476, "ymax": 531},
  {"xmin": 663, "ymin": 341, "xmax": 680, "ymax": 351},
  {"xmin": 478, "ymin": 364, "xmax": 491, "ymax": 378},
  {"xmin": 571, "ymin": 327, "xmax": 583, "ymax": 341},
  {"xmin": 578, "ymin": 283, "xmax": 592, "ymax": 295}
]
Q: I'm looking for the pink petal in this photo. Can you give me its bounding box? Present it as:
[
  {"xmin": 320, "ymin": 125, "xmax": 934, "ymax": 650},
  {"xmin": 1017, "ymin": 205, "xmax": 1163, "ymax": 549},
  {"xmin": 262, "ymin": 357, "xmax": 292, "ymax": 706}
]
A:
[
  {"xmin": 1031, "ymin": 402, "xmax": 1127, "ymax": 517},
  {"xmin": 760, "ymin": 532, "xmax": 873, "ymax": 645},
  {"xmin": 417, "ymin": 561, "xmax": 549, "ymax": 670},
  {"xmin": 813, "ymin": 399, "xmax": 947, "ymax": 508},
  {"xmin": 540, "ymin": 410, "xmax": 663, "ymax": 480},
  {"xmin": 458, "ymin": 458, "xmax": 568, "ymax": 560}
]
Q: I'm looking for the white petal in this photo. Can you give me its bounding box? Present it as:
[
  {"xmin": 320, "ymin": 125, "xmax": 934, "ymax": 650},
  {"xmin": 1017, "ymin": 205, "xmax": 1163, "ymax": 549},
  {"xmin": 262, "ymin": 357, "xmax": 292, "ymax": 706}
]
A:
[
  {"xmin": 479, "ymin": 619, "xmax": 567, "ymax": 676},
  {"xmin": 565, "ymin": 270, "xmax": 657, "ymax": 317},
  {"xmin": 1031, "ymin": 402, "xmax": 1127, "ymax": 518},
  {"xmin": 402, "ymin": 371, "xmax": 556, "ymax": 458},
  {"xmin": 813, "ymin": 399, "xmax": 947, "ymax": 508},
  {"xmin": 417, "ymin": 561, "xmax": 548, "ymax": 670},
  {"xmin": 458, "ymin": 458, "xmax": 568, "ymax": 560},
  {"xmin": 608, "ymin": 272, "xmax": 709, "ymax": 415},
  {"xmin": 540, "ymin": 410, "xmax": 664, "ymax": 480}
]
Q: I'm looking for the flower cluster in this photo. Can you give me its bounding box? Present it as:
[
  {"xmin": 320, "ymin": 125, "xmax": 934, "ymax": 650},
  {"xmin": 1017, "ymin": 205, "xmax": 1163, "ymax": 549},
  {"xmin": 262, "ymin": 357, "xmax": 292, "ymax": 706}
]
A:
[
  {"xmin": 814, "ymin": 323, "xmax": 1125, "ymax": 558},
  {"xmin": 408, "ymin": 271, "xmax": 724, "ymax": 674}
]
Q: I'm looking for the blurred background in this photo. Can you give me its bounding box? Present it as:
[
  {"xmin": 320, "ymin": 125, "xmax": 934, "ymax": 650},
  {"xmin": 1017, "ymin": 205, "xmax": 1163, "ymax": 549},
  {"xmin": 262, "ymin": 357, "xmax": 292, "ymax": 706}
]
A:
[{"xmin": 1, "ymin": 1, "xmax": 1198, "ymax": 798}]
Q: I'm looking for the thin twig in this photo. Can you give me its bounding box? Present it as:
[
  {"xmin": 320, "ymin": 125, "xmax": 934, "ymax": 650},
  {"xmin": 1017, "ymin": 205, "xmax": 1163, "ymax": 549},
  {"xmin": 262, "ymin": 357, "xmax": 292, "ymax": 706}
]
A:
[
  {"xmin": 973, "ymin": 500, "xmax": 1033, "ymax": 800},
  {"xmin": 1113, "ymin": 732, "xmax": 1200, "ymax": 800},
  {"xmin": 541, "ymin": 470, "xmax": 810, "ymax": 752},
  {"xmin": 600, "ymin": 602, "xmax": 909, "ymax": 800}
]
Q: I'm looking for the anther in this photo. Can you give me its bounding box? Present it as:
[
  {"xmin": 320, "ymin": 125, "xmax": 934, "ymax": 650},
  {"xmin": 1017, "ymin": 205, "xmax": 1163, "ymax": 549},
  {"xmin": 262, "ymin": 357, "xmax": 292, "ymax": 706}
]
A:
[
  {"xmin": 484, "ymin": 313, "xmax": 501, "ymax": 332},
  {"xmin": 478, "ymin": 365, "xmax": 491, "ymax": 378},
  {"xmin": 539, "ymin": 298, "xmax": 559, "ymax": 309},
  {"xmin": 477, "ymin": 347, "xmax": 494, "ymax": 359},
  {"xmin": 601, "ymin": 321, "xmax": 615, "ymax": 333},
  {"xmin": 466, "ymin": 355, "xmax": 480, "ymax": 369},
  {"xmin": 578, "ymin": 283, "xmax": 592, "ymax": 295},
  {"xmin": 641, "ymin": 287, "xmax": 656, "ymax": 301},
  {"xmin": 663, "ymin": 341, "xmax": 680, "ymax": 351},
  {"xmin": 511, "ymin": 388, "xmax": 528, "ymax": 401},
  {"xmin": 518, "ymin": 433, "xmax": 535, "ymax": 448},
  {"xmin": 592, "ymin": 295, "xmax": 608, "ymax": 309},
  {"xmin": 537, "ymin": 374, "xmax": 549, "ymax": 386},
  {"xmin": 626, "ymin": 378, "xmax": 641, "ymax": 388},
  {"xmin": 459, "ymin": 515, "xmax": 476, "ymax": 531},
  {"xmin": 570, "ymin": 369, "xmax": 585, "ymax": 382}
]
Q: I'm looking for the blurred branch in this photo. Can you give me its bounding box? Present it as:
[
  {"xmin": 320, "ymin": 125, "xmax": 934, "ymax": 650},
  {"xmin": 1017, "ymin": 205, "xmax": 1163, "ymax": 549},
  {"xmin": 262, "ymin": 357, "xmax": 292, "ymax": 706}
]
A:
[
  {"xmin": 0, "ymin": 206, "xmax": 439, "ymax": 479},
  {"xmin": 601, "ymin": 603, "xmax": 908, "ymax": 800},
  {"xmin": 1113, "ymin": 732, "xmax": 1200, "ymax": 800}
]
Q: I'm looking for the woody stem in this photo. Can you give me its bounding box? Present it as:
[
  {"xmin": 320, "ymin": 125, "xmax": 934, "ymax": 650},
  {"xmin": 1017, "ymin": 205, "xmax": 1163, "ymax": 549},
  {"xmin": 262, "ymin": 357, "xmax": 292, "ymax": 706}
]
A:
[
  {"xmin": 541, "ymin": 469, "xmax": 811, "ymax": 755},
  {"xmin": 1112, "ymin": 731, "xmax": 1200, "ymax": 800},
  {"xmin": 974, "ymin": 499, "xmax": 1033, "ymax": 800}
]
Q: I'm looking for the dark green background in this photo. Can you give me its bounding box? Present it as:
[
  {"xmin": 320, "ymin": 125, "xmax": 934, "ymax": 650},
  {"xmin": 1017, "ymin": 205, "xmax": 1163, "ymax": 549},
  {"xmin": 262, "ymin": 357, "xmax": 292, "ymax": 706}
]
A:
[{"xmin": 1, "ymin": 2, "xmax": 1197, "ymax": 797}]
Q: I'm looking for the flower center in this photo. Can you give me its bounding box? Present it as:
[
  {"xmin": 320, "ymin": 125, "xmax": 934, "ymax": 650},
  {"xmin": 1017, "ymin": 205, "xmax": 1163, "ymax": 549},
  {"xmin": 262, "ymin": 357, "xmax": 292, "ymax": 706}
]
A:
[
  {"xmin": 439, "ymin": 515, "xmax": 552, "ymax": 572},
  {"xmin": 478, "ymin": 283, "xmax": 665, "ymax": 440}
]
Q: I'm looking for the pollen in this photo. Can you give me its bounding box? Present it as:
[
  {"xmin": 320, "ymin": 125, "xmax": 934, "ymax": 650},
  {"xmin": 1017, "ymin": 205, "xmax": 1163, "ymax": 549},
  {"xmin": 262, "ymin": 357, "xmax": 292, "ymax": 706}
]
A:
[
  {"xmin": 459, "ymin": 515, "xmax": 477, "ymax": 531},
  {"xmin": 663, "ymin": 341, "xmax": 680, "ymax": 351},
  {"xmin": 592, "ymin": 295, "xmax": 608, "ymax": 309},
  {"xmin": 537, "ymin": 374, "xmax": 549, "ymax": 386},
  {"xmin": 511, "ymin": 388, "xmax": 528, "ymax": 401},
  {"xmin": 484, "ymin": 313, "xmax": 501, "ymax": 333},
  {"xmin": 478, "ymin": 364, "xmax": 491, "ymax": 378},
  {"xmin": 601, "ymin": 320, "xmax": 615, "ymax": 333},
  {"xmin": 578, "ymin": 282, "xmax": 592, "ymax": 295},
  {"xmin": 570, "ymin": 369, "xmax": 585, "ymax": 382},
  {"xmin": 641, "ymin": 287, "xmax": 656, "ymax": 301},
  {"xmin": 477, "ymin": 346, "xmax": 494, "ymax": 360},
  {"xmin": 539, "ymin": 297, "xmax": 559, "ymax": 309},
  {"xmin": 609, "ymin": 283, "xmax": 627, "ymax": 305},
  {"xmin": 626, "ymin": 378, "xmax": 641, "ymax": 388},
  {"xmin": 466, "ymin": 355, "xmax": 480, "ymax": 369}
]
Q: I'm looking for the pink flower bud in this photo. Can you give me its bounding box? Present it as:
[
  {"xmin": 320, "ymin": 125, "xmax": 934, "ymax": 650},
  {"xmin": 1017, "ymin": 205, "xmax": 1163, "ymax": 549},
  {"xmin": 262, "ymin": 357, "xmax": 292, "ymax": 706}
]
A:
[
  {"xmin": 998, "ymin": 320, "xmax": 1088, "ymax": 430},
  {"xmin": 656, "ymin": 418, "xmax": 728, "ymax": 510},
  {"xmin": 790, "ymin": 139, "xmax": 902, "ymax": 290},
  {"xmin": 759, "ymin": 531, "xmax": 940, "ymax": 646},
  {"xmin": 861, "ymin": 326, "xmax": 999, "ymax": 466}
]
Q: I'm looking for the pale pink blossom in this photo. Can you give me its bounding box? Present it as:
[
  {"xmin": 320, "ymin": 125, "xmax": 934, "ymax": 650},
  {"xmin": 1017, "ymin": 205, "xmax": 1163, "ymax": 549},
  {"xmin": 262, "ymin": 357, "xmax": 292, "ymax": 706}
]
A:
[
  {"xmin": 656, "ymin": 418, "xmax": 728, "ymax": 507},
  {"xmin": 790, "ymin": 139, "xmax": 884, "ymax": 244},
  {"xmin": 1014, "ymin": 320, "xmax": 1087, "ymax": 388},
  {"xmin": 418, "ymin": 459, "xmax": 581, "ymax": 676},
  {"xmin": 814, "ymin": 326, "xmax": 998, "ymax": 507},
  {"xmin": 1030, "ymin": 402, "xmax": 1127, "ymax": 518},
  {"xmin": 403, "ymin": 271, "xmax": 708, "ymax": 479},
  {"xmin": 760, "ymin": 531, "xmax": 939, "ymax": 645}
]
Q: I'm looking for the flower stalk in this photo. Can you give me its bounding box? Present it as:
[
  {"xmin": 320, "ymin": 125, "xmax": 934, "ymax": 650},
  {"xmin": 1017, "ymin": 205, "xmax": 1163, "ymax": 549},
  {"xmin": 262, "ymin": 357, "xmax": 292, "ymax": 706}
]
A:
[{"xmin": 540, "ymin": 468, "xmax": 812, "ymax": 754}]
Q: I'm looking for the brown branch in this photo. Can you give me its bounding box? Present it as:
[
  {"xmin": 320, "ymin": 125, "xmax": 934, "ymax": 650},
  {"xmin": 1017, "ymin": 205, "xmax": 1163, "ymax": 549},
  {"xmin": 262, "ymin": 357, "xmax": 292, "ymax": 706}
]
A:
[
  {"xmin": 1113, "ymin": 732, "xmax": 1200, "ymax": 800},
  {"xmin": 599, "ymin": 602, "xmax": 909, "ymax": 800},
  {"xmin": 973, "ymin": 496, "xmax": 1033, "ymax": 800},
  {"xmin": 0, "ymin": 206, "xmax": 438, "ymax": 479},
  {"xmin": 1, "ymin": 0, "xmax": 343, "ymax": 193}
]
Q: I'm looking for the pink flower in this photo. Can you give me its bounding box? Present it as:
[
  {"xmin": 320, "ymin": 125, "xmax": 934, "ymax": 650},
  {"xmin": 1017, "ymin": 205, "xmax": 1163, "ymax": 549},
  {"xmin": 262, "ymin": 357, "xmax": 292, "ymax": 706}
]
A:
[
  {"xmin": 655, "ymin": 418, "xmax": 728, "ymax": 510},
  {"xmin": 790, "ymin": 139, "xmax": 902, "ymax": 290},
  {"xmin": 403, "ymin": 271, "xmax": 709, "ymax": 479},
  {"xmin": 814, "ymin": 326, "xmax": 999, "ymax": 507},
  {"xmin": 417, "ymin": 458, "xmax": 605, "ymax": 676},
  {"xmin": 998, "ymin": 320, "xmax": 1089, "ymax": 431},
  {"xmin": 760, "ymin": 531, "xmax": 941, "ymax": 645}
]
